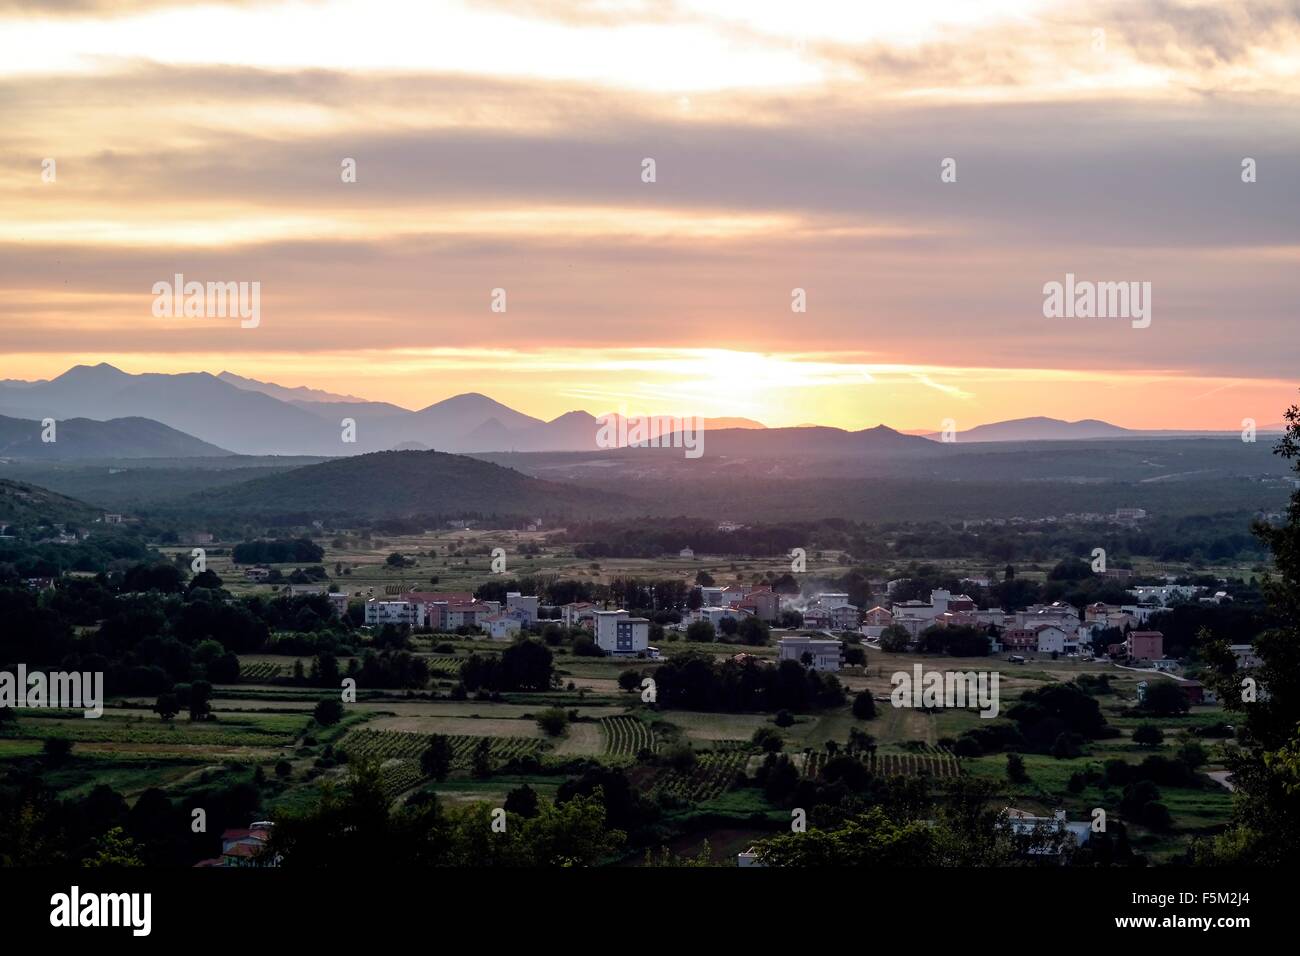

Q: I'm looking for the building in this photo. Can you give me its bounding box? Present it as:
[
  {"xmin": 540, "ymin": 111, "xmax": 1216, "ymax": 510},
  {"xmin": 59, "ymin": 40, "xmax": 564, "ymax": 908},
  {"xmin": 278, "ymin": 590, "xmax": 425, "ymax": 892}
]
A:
[
  {"xmin": 327, "ymin": 592, "xmax": 349, "ymax": 617},
  {"xmin": 243, "ymin": 567, "xmax": 271, "ymax": 582},
  {"xmin": 560, "ymin": 602, "xmax": 598, "ymax": 630},
  {"xmin": 444, "ymin": 602, "xmax": 488, "ymax": 630},
  {"xmin": 738, "ymin": 588, "xmax": 781, "ymax": 623},
  {"xmin": 505, "ymin": 592, "xmax": 539, "ymax": 625},
  {"xmin": 679, "ymin": 547, "xmax": 695, "ymax": 559},
  {"xmin": 1001, "ymin": 627, "xmax": 1037, "ymax": 651},
  {"xmin": 777, "ymin": 636, "xmax": 843, "ymax": 671},
  {"xmin": 286, "ymin": 584, "xmax": 327, "ymax": 598},
  {"xmin": 801, "ymin": 606, "xmax": 832, "ymax": 630},
  {"xmin": 1004, "ymin": 809, "xmax": 1091, "ymax": 856},
  {"xmin": 1114, "ymin": 508, "xmax": 1147, "ymax": 521},
  {"xmin": 695, "ymin": 605, "xmax": 750, "ymax": 628},
  {"xmin": 1034, "ymin": 624, "xmax": 1073, "ymax": 655},
  {"xmin": 828, "ymin": 603, "xmax": 861, "ymax": 631},
  {"xmin": 1230, "ymin": 644, "xmax": 1260, "ymax": 670},
  {"xmin": 197, "ymin": 822, "xmax": 277, "ymax": 867},
  {"xmin": 1127, "ymin": 630, "xmax": 1164, "ymax": 662},
  {"xmin": 364, "ymin": 599, "xmax": 423, "ymax": 628},
  {"xmin": 482, "ymin": 613, "xmax": 524, "ymax": 640},
  {"xmin": 594, "ymin": 610, "xmax": 650, "ymax": 656}
]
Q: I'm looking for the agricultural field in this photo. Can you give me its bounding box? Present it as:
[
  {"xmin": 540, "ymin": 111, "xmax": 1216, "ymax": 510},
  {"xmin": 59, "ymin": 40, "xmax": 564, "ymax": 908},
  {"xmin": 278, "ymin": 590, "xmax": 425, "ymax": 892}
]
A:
[
  {"xmin": 653, "ymin": 747, "xmax": 751, "ymax": 803},
  {"xmin": 339, "ymin": 728, "xmax": 548, "ymax": 799},
  {"xmin": 599, "ymin": 715, "xmax": 656, "ymax": 757},
  {"xmin": 239, "ymin": 660, "xmax": 283, "ymax": 681}
]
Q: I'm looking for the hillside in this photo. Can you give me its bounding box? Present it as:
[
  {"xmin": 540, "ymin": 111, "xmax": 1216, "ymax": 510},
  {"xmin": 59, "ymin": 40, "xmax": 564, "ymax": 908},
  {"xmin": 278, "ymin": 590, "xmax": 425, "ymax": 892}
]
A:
[
  {"xmin": 185, "ymin": 449, "xmax": 627, "ymax": 519},
  {"xmin": 0, "ymin": 478, "xmax": 103, "ymax": 529},
  {"xmin": 0, "ymin": 414, "xmax": 229, "ymax": 459}
]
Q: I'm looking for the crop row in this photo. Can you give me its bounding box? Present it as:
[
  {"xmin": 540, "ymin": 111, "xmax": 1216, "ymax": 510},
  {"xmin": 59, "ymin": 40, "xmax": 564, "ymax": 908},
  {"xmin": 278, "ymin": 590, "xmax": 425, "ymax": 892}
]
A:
[
  {"xmin": 599, "ymin": 716, "xmax": 655, "ymax": 757},
  {"xmin": 424, "ymin": 657, "xmax": 465, "ymax": 677},
  {"xmin": 654, "ymin": 749, "xmax": 749, "ymax": 803},
  {"xmin": 801, "ymin": 748, "xmax": 962, "ymax": 780},
  {"xmin": 340, "ymin": 729, "xmax": 542, "ymax": 767},
  {"xmin": 239, "ymin": 661, "xmax": 283, "ymax": 681}
]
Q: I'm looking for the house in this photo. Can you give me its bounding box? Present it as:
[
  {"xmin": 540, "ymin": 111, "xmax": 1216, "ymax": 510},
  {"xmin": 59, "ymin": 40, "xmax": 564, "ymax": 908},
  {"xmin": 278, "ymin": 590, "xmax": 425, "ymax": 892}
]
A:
[
  {"xmin": 1001, "ymin": 628, "xmax": 1037, "ymax": 651},
  {"xmin": 695, "ymin": 605, "xmax": 750, "ymax": 628},
  {"xmin": 483, "ymin": 613, "xmax": 524, "ymax": 640},
  {"xmin": 327, "ymin": 592, "xmax": 349, "ymax": 617},
  {"xmin": 778, "ymin": 636, "xmax": 843, "ymax": 671},
  {"xmin": 191, "ymin": 532, "xmax": 215, "ymax": 545},
  {"xmin": 594, "ymin": 610, "xmax": 650, "ymax": 656},
  {"xmin": 443, "ymin": 602, "xmax": 487, "ymax": 630},
  {"xmin": 1113, "ymin": 508, "xmax": 1147, "ymax": 521},
  {"xmin": 286, "ymin": 584, "xmax": 327, "ymax": 598},
  {"xmin": 1230, "ymin": 644, "xmax": 1260, "ymax": 670},
  {"xmin": 863, "ymin": 606, "xmax": 894, "ymax": 627},
  {"xmin": 1181, "ymin": 680, "xmax": 1217, "ymax": 705},
  {"xmin": 679, "ymin": 547, "xmax": 695, "ymax": 559},
  {"xmin": 505, "ymin": 592, "xmax": 539, "ymax": 625},
  {"xmin": 1127, "ymin": 630, "xmax": 1164, "ymax": 662},
  {"xmin": 828, "ymin": 603, "xmax": 861, "ymax": 631},
  {"xmin": 24, "ymin": 577, "xmax": 56, "ymax": 591},
  {"xmin": 800, "ymin": 606, "xmax": 832, "ymax": 630},
  {"xmin": 737, "ymin": 847, "xmax": 763, "ymax": 867},
  {"xmin": 560, "ymin": 602, "xmax": 598, "ymax": 630},
  {"xmin": 244, "ymin": 567, "xmax": 271, "ymax": 582},
  {"xmin": 103, "ymin": 513, "xmax": 123, "ymax": 524},
  {"xmin": 1033, "ymin": 624, "xmax": 1072, "ymax": 655},
  {"xmin": 197, "ymin": 822, "xmax": 277, "ymax": 867},
  {"xmin": 1004, "ymin": 808, "xmax": 1091, "ymax": 856},
  {"xmin": 738, "ymin": 588, "xmax": 781, "ymax": 623}
]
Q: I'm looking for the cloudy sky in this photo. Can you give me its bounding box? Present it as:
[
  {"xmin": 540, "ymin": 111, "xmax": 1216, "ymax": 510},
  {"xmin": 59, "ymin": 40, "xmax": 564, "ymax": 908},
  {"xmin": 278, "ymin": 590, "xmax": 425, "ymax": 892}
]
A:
[{"xmin": 2, "ymin": 0, "xmax": 1298, "ymax": 429}]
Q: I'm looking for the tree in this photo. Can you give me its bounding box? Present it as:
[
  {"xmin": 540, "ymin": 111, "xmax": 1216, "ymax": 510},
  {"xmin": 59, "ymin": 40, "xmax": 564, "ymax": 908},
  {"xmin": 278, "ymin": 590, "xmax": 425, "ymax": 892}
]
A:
[
  {"xmin": 685, "ymin": 620, "xmax": 715, "ymax": 643},
  {"xmin": 499, "ymin": 639, "xmax": 552, "ymax": 691},
  {"xmin": 313, "ymin": 699, "xmax": 344, "ymax": 726},
  {"xmin": 420, "ymin": 735, "xmax": 454, "ymax": 781},
  {"xmin": 536, "ymin": 707, "xmax": 569, "ymax": 737},
  {"xmin": 752, "ymin": 726, "xmax": 783, "ymax": 753},
  {"xmin": 617, "ymin": 669, "xmax": 642, "ymax": 692},
  {"xmin": 187, "ymin": 679, "xmax": 212, "ymax": 722},
  {"xmin": 774, "ymin": 709, "xmax": 795, "ymax": 728},
  {"xmin": 1006, "ymin": 753, "xmax": 1029, "ymax": 783},
  {"xmin": 471, "ymin": 737, "xmax": 493, "ymax": 778},
  {"xmin": 504, "ymin": 784, "xmax": 540, "ymax": 819},
  {"xmin": 879, "ymin": 625, "xmax": 911, "ymax": 652},
  {"xmin": 1139, "ymin": 681, "xmax": 1190, "ymax": 716},
  {"xmin": 81, "ymin": 827, "xmax": 144, "ymax": 868},
  {"xmin": 153, "ymin": 693, "xmax": 179, "ymax": 722},
  {"xmin": 852, "ymin": 690, "xmax": 877, "ymax": 720},
  {"xmin": 1132, "ymin": 724, "xmax": 1164, "ymax": 748},
  {"xmin": 43, "ymin": 737, "xmax": 72, "ymax": 761}
]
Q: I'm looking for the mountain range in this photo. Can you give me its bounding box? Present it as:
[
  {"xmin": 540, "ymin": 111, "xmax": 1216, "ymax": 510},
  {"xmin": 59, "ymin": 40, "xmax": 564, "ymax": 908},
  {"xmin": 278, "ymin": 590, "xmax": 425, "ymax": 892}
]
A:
[{"xmin": 0, "ymin": 364, "xmax": 1282, "ymax": 459}]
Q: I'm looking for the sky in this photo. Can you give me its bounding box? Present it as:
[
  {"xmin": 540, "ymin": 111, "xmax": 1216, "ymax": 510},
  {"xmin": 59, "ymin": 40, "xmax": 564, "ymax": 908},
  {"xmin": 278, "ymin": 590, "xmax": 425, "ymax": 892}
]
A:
[{"xmin": 1, "ymin": 0, "xmax": 1298, "ymax": 430}]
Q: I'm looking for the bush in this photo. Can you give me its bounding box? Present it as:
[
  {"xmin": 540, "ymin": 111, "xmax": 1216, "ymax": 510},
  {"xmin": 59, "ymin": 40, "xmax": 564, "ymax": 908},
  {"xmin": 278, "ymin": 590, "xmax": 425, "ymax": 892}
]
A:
[
  {"xmin": 1006, "ymin": 753, "xmax": 1029, "ymax": 783},
  {"xmin": 852, "ymin": 690, "xmax": 877, "ymax": 720},
  {"xmin": 275, "ymin": 760, "xmax": 292, "ymax": 778},
  {"xmin": 536, "ymin": 707, "xmax": 569, "ymax": 737},
  {"xmin": 1132, "ymin": 724, "xmax": 1164, "ymax": 748},
  {"xmin": 313, "ymin": 699, "xmax": 344, "ymax": 726},
  {"xmin": 752, "ymin": 726, "xmax": 783, "ymax": 753},
  {"xmin": 774, "ymin": 709, "xmax": 795, "ymax": 728}
]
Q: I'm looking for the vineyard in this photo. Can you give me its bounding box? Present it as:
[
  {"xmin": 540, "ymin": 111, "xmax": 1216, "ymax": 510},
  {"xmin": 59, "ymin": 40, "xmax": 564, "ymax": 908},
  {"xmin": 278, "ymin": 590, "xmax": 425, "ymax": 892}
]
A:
[
  {"xmin": 425, "ymin": 657, "xmax": 464, "ymax": 678},
  {"xmin": 340, "ymin": 729, "xmax": 547, "ymax": 799},
  {"xmin": 239, "ymin": 661, "xmax": 282, "ymax": 681},
  {"xmin": 800, "ymin": 746, "xmax": 962, "ymax": 780},
  {"xmin": 341, "ymin": 729, "xmax": 541, "ymax": 765},
  {"xmin": 598, "ymin": 716, "xmax": 655, "ymax": 757},
  {"xmin": 653, "ymin": 748, "xmax": 750, "ymax": 803}
]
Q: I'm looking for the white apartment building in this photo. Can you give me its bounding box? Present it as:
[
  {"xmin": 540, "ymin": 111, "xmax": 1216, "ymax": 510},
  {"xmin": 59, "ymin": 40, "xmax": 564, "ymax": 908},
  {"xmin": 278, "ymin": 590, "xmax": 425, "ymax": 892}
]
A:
[
  {"xmin": 594, "ymin": 610, "xmax": 651, "ymax": 656},
  {"xmin": 778, "ymin": 636, "xmax": 843, "ymax": 672},
  {"xmin": 364, "ymin": 599, "xmax": 424, "ymax": 628}
]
